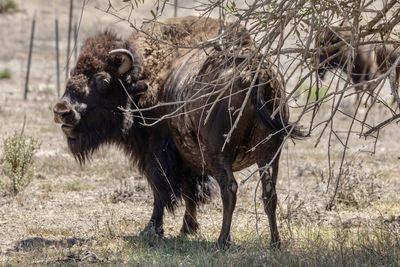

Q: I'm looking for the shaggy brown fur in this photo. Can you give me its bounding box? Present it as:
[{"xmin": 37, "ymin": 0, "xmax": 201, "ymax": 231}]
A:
[
  {"xmin": 132, "ymin": 16, "xmax": 253, "ymax": 106},
  {"xmin": 138, "ymin": 16, "xmax": 252, "ymax": 84},
  {"xmin": 54, "ymin": 16, "xmax": 302, "ymax": 249}
]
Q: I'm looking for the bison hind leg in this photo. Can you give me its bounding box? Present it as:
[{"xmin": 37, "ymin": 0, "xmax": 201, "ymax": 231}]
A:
[
  {"xmin": 255, "ymin": 135, "xmax": 283, "ymax": 249},
  {"xmin": 139, "ymin": 194, "xmax": 165, "ymax": 238},
  {"xmin": 180, "ymin": 195, "xmax": 200, "ymax": 235},
  {"xmin": 180, "ymin": 175, "xmax": 217, "ymax": 235}
]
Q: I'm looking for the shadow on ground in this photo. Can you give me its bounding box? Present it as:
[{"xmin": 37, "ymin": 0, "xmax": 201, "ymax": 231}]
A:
[
  {"xmin": 123, "ymin": 233, "xmax": 226, "ymax": 252},
  {"xmin": 14, "ymin": 236, "xmax": 86, "ymax": 252}
]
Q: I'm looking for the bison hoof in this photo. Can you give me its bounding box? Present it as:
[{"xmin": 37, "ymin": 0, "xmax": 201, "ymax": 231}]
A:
[
  {"xmin": 270, "ymin": 240, "xmax": 281, "ymax": 250},
  {"xmin": 180, "ymin": 220, "xmax": 199, "ymax": 235},
  {"xmin": 217, "ymin": 235, "xmax": 232, "ymax": 249},
  {"xmin": 139, "ymin": 222, "xmax": 164, "ymax": 237}
]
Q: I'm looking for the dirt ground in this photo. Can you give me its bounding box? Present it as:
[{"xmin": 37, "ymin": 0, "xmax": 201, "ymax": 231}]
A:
[{"xmin": 1, "ymin": 1, "xmax": 400, "ymax": 265}]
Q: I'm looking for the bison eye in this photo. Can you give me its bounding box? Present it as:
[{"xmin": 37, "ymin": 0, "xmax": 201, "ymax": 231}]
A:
[
  {"xmin": 95, "ymin": 74, "xmax": 111, "ymax": 94},
  {"xmin": 102, "ymin": 78, "xmax": 110, "ymax": 87}
]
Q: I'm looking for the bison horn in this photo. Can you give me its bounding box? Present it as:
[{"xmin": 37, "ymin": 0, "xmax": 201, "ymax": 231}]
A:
[{"xmin": 109, "ymin": 49, "xmax": 135, "ymax": 75}]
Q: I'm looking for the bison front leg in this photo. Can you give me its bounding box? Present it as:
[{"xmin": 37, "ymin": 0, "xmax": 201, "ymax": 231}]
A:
[
  {"xmin": 140, "ymin": 191, "xmax": 164, "ymax": 237},
  {"xmin": 215, "ymin": 166, "xmax": 237, "ymax": 248}
]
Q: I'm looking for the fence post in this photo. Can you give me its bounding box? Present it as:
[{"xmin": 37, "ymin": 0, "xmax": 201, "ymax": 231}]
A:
[
  {"xmin": 55, "ymin": 18, "xmax": 60, "ymax": 98},
  {"xmin": 24, "ymin": 13, "xmax": 36, "ymax": 100},
  {"xmin": 73, "ymin": 21, "xmax": 78, "ymax": 62},
  {"xmin": 174, "ymin": 0, "xmax": 178, "ymax": 17},
  {"xmin": 65, "ymin": 0, "xmax": 73, "ymax": 82}
]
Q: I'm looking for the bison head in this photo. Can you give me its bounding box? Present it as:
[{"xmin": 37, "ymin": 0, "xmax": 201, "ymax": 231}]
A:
[
  {"xmin": 53, "ymin": 31, "xmax": 144, "ymax": 162},
  {"xmin": 316, "ymin": 22, "xmax": 351, "ymax": 80},
  {"xmin": 316, "ymin": 28, "xmax": 343, "ymax": 80}
]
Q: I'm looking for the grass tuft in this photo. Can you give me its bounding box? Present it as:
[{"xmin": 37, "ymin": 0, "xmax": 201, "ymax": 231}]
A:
[
  {"xmin": 0, "ymin": 0, "xmax": 17, "ymax": 13},
  {"xmin": 298, "ymin": 83, "xmax": 329, "ymax": 103},
  {"xmin": 0, "ymin": 68, "xmax": 11, "ymax": 79}
]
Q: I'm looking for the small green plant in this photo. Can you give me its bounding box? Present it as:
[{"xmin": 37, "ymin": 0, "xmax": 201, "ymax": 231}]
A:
[
  {"xmin": 0, "ymin": 68, "xmax": 11, "ymax": 79},
  {"xmin": 1, "ymin": 132, "xmax": 39, "ymax": 195},
  {"xmin": 0, "ymin": 0, "xmax": 17, "ymax": 14},
  {"xmin": 292, "ymin": 83, "xmax": 330, "ymax": 105},
  {"xmin": 304, "ymin": 83, "xmax": 329, "ymax": 103}
]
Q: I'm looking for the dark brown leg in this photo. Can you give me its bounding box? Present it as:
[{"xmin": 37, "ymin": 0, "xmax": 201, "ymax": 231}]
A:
[
  {"xmin": 255, "ymin": 131, "xmax": 282, "ymax": 250},
  {"xmin": 259, "ymin": 159, "xmax": 281, "ymax": 249},
  {"xmin": 215, "ymin": 166, "xmax": 237, "ymax": 248},
  {"xmin": 366, "ymin": 73, "xmax": 380, "ymax": 106},
  {"xmin": 140, "ymin": 192, "xmax": 164, "ymax": 237},
  {"xmin": 180, "ymin": 195, "xmax": 199, "ymax": 235},
  {"xmin": 354, "ymin": 85, "xmax": 364, "ymax": 106}
]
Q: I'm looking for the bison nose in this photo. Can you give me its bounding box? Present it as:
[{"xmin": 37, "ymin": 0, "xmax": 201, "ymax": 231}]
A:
[{"xmin": 53, "ymin": 101, "xmax": 75, "ymax": 124}]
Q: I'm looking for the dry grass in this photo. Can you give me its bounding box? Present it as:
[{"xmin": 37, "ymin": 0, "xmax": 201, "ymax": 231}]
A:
[{"xmin": 3, "ymin": 221, "xmax": 400, "ymax": 266}]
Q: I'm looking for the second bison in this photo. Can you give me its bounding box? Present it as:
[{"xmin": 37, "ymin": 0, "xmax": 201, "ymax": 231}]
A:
[{"xmin": 316, "ymin": 21, "xmax": 400, "ymax": 104}]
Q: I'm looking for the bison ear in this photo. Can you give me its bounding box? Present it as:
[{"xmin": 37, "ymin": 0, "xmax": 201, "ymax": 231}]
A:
[
  {"xmin": 135, "ymin": 80, "xmax": 148, "ymax": 93},
  {"xmin": 127, "ymin": 80, "xmax": 148, "ymax": 95},
  {"xmin": 109, "ymin": 49, "xmax": 135, "ymax": 75}
]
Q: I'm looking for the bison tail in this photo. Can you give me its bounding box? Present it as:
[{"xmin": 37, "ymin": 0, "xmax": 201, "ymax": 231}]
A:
[
  {"xmin": 195, "ymin": 175, "xmax": 217, "ymax": 205},
  {"xmin": 285, "ymin": 121, "xmax": 308, "ymax": 140},
  {"xmin": 256, "ymin": 85, "xmax": 307, "ymax": 140}
]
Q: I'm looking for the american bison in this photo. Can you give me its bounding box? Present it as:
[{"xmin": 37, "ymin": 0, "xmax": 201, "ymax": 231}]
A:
[
  {"xmin": 316, "ymin": 21, "xmax": 400, "ymax": 104},
  {"xmin": 316, "ymin": 22, "xmax": 379, "ymax": 103},
  {"xmin": 53, "ymin": 16, "xmax": 302, "ymax": 248}
]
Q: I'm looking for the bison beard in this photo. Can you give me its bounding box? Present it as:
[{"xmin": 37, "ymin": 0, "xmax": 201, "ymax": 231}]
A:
[{"xmin": 54, "ymin": 16, "xmax": 303, "ymax": 249}]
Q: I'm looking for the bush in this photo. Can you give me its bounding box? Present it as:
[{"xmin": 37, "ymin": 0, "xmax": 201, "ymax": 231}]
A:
[
  {"xmin": 318, "ymin": 160, "xmax": 380, "ymax": 209},
  {"xmin": 0, "ymin": 133, "xmax": 39, "ymax": 195},
  {"xmin": 0, "ymin": 0, "xmax": 17, "ymax": 14},
  {"xmin": 334, "ymin": 161, "xmax": 379, "ymax": 207},
  {"xmin": 0, "ymin": 68, "xmax": 11, "ymax": 79},
  {"xmin": 303, "ymin": 84, "xmax": 329, "ymax": 103}
]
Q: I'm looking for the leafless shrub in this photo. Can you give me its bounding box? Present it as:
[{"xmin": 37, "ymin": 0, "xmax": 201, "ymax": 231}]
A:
[
  {"xmin": 279, "ymin": 193, "xmax": 306, "ymax": 222},
  {"xmin": 319, "ymin": 160, "xmax": 380, "ymax": 208},
  {"xmin": 296, "ymin": 163, "xmax": 324, "ymax": 179}
]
